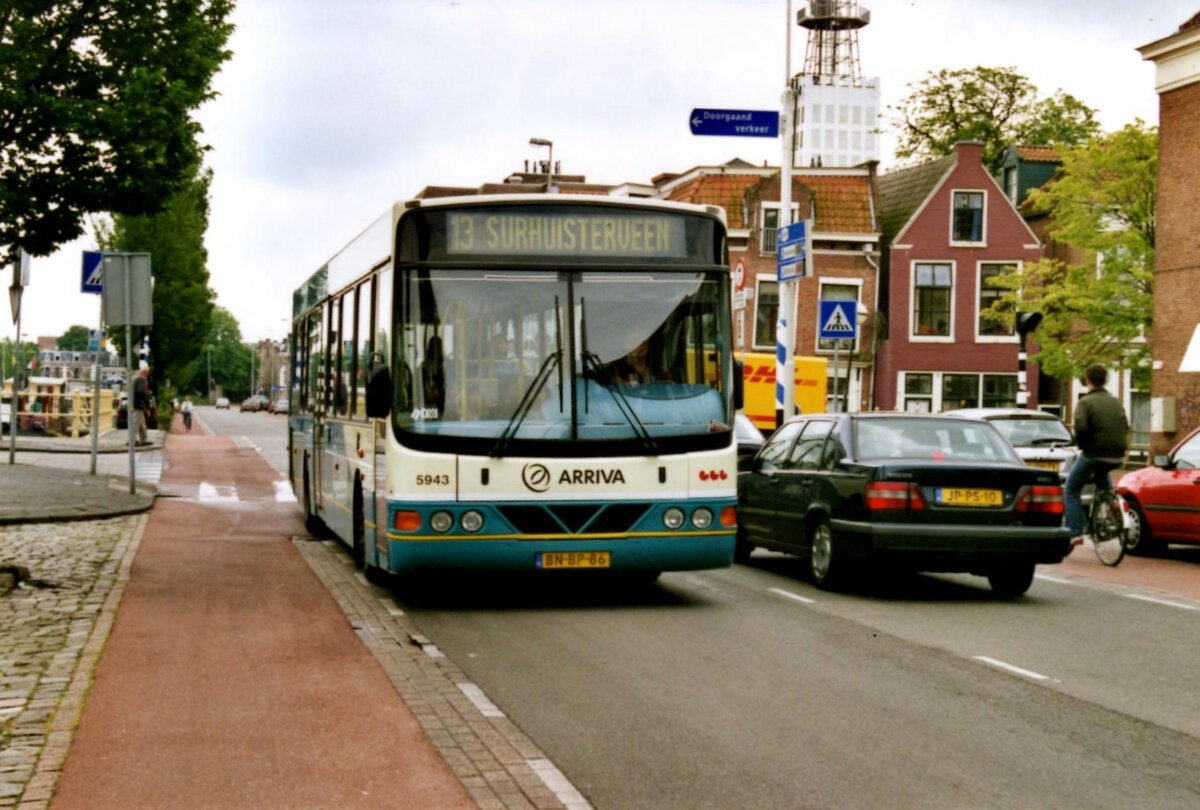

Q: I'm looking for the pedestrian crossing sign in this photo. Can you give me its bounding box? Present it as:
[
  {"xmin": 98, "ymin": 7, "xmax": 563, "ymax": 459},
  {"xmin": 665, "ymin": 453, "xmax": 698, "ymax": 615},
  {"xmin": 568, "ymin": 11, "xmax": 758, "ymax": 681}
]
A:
[{"xmin": 818, "ymin": 300, "xmax": 858, "ymax": 340}]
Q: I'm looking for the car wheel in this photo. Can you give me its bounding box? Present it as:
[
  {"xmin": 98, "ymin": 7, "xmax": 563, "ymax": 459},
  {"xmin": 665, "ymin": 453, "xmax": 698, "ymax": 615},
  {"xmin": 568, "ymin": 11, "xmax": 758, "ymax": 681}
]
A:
[
  {"xmin": 809, "ymin": 517, "xmax": 848, "ymax": 590},
  {"xmin": 1125, "ymin": 501, "xmax": 1164, "ymax": 557},
  {"xmin": 987, "ymin": 562, "xmax": 1035, "ymax": 598},
  {"xmin": 733, "ymin": 523, "xmax": 754, "ymax": 564}
]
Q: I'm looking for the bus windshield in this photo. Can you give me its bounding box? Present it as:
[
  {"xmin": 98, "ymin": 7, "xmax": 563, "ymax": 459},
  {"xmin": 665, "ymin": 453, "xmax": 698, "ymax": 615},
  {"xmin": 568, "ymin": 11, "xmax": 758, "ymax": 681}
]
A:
[{"xmin": 393, "ymin": 267, "xmax": 731, "ymax": 456}]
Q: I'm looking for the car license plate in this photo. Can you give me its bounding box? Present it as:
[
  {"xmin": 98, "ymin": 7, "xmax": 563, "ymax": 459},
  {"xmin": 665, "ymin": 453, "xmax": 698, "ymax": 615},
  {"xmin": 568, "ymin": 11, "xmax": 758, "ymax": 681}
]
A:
[
  {"xmin": 537, "ymin": 551, "xmax": 611, "ymax": 569},
  {"xmin": 938, "ymin": 488, "xmax": 1003, "ymax": 507},
  {"xmin": 1027, "ymin": 460, "xmax": 1059, "ymax": 471}
]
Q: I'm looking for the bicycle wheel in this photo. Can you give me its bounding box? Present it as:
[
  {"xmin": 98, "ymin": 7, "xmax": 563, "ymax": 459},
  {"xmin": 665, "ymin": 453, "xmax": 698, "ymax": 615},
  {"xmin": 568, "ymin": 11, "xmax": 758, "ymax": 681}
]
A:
[{"xmin": 1091, "ymin": 490, "xmax": 1127, "ymax": 566}]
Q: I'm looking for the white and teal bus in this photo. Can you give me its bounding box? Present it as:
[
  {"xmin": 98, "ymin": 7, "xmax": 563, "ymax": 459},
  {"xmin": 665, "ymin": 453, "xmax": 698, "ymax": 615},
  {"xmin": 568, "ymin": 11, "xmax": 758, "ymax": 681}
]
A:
[{"xmin": 289, "ymin": 194, "xmax": 740, "ymax": 581}]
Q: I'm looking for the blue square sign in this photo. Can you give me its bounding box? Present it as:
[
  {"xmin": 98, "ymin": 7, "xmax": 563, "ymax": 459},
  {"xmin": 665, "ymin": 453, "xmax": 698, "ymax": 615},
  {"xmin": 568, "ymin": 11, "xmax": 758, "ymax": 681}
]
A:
[
  {"xmin": 81, "ymin": 250, "xmax": 103, "ymax": 294},
  {"xmin": 818, "ymin": 300, "xmax": 858, "ymax": 340}
]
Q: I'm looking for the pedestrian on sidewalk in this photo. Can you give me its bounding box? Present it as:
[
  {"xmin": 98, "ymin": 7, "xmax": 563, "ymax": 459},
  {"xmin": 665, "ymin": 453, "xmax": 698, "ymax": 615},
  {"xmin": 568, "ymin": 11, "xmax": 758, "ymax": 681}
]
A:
[
  {"xmin": 132, "ymin": 366, "xmax": 150, "ymax": 446},
  {"xmin": 181, "ymin": 395, "xmax": 194, "ymax": 431}
]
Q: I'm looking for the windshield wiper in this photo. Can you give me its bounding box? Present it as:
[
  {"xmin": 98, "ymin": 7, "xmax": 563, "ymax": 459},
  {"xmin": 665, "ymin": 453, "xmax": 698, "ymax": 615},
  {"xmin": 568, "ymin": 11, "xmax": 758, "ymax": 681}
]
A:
[
  {"xmin": 1029, "ymin": 437, "xmax": 1072, "ymax": 446},
  {"xmin": 491, "ymin": 296, "xmax": 565, "ymax": 458},
  {"xmin": 581, "ymin": 349, "xmax": 658, "ymax": 455},
  {"xmin": 490, "ymin": 350, "xmax": 562, "ymax": 457},
  {"xmin": 577, "ymin": 294, "xmax": 657, "ymax": 453}
]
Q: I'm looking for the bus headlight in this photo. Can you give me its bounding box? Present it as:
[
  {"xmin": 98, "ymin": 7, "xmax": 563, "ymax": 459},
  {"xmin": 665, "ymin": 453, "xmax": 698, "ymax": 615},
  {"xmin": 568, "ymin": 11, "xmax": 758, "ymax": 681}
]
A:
[
  {"xmin": 429, "ymin": 511, "xmax": 454, "ymax": 533},
  {"xmin": 663, "ymin": 507, "xmax": 685, "ymax": 530},
  {"xmin": 460, "ymin": 510, "xmax": 484, "ymax": 532},
  {"xmin": 691, "ymin": 508, "xmax": 714, "ymax": 529}
]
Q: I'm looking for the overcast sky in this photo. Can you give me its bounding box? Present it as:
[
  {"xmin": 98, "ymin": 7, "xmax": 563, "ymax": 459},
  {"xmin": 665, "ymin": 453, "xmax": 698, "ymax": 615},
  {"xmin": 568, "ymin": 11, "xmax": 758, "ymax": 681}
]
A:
[{"xmin": 13, "ymin": 0, "xmax": 1197, "ymax": 349}]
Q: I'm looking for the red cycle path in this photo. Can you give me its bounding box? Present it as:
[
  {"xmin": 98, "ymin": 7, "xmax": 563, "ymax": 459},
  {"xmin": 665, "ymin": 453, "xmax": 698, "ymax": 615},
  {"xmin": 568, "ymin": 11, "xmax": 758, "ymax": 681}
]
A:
[{"xmin": 52, "ymin": 429, "xmax": 475, "ymax": 809}]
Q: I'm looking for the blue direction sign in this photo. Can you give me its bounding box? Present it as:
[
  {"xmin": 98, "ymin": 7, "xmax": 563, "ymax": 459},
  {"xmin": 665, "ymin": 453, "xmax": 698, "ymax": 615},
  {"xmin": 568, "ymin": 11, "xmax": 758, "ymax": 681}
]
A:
[
  {"xmin": 777, "ymin": 220, "xmax": 811, "ymax": 281},
  {"xmin": 689, "ymin": 108, "xmax": 779, "ymax": 138},
  {"xmin": 81, "ymin": 250, "xmax": 103, "ymax": 294},
  {"xmin": 819, "ymin": 300, "xmax": 858, "ymax": 341}
]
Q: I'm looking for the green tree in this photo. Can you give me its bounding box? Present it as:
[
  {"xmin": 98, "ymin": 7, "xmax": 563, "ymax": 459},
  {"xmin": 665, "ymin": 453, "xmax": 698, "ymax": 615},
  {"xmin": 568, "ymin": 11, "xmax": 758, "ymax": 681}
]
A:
[
  {"xmin": 982, "ymin": 122, "xmax": 1157, "ymax": 383},
  {"xmin": 97, "ymin": 166, "xmax": 216, "ymax": 394},
  {"xmin": 889, "ymin": 67, "xmax": 1101, "ymax": 172},
  {"xmin": 199, "ymin": 306, "xmax": 253, "ymax": 399},
  {"xmin": 0, "ymin": 0, "xmax": 234, "ymax": 261},
  {"xmin": 57, "ymin": 325, "xmax": 91, "ymax": 351}
]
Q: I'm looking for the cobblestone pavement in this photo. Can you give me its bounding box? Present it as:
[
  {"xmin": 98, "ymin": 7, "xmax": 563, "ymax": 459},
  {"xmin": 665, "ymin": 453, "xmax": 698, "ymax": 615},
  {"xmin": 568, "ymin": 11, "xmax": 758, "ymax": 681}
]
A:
[
  {"xmin": 297, "ymin": 538, "xmax": 592, "ymax": 810},
  {"xmin": 0, "ymin": 515, "xmax": 146, "ymax": 809}
]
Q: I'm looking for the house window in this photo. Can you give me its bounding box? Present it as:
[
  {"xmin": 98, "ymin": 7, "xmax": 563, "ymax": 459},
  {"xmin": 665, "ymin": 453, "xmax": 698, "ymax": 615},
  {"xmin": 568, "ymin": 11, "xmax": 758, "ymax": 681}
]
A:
[
  {"xmin": 1003, "ymin": 168, "xmax": 1017, "ymax": 203},
  {"xmin": 913, "ymin": 263, "xmax": 952, "ymax": 337},
  {"xmin": 817, "ymin": 282, "xmax": 861, "ymax": 352},
  {"xmin": 900, "ymin": 371, "xmax": 1018, "ymax": 411},
  {"xmin": 903, "ymin": 373, "xmax": 933, "ymax": 412},
  {"xmin": 978, "ymin": 263, "xmax": 1016, "ymax": 337},
  {"xmin": 753, "ymin": 279, "xmax": 779, "ymax": 349},
  {"xmin": 761, "ymin": 207, "xmax": 779, "ymax": 254},
  {"xmin": 982, "ymin": 374, "xmax": 1018, "ymax": 407},
  {"xmin": 942, "ymin": 374, "xmax": 980, "ymax": 411},
  {"xmin": 952, "ymin": 191, "xmax": 984, "ymax": 242}
]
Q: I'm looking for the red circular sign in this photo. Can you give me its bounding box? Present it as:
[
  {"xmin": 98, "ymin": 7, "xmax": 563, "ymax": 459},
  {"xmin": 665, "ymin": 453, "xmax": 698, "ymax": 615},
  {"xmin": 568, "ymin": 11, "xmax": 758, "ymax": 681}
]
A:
[{"xmin": 733, "ymin": 258, "xmax": 746, "ymax": 291}]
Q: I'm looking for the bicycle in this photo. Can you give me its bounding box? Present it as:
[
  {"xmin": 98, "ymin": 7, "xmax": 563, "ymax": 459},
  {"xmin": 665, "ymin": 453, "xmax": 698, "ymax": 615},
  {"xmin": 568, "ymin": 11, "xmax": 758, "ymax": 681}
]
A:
[{"xmin": 1086, "ymin": 486, "xmax": 1138, "ymax": 566}]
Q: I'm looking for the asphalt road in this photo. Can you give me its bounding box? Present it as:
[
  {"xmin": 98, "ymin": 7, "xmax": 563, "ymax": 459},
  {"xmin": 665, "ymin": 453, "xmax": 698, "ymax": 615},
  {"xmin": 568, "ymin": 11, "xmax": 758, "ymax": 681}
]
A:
[{"xmin": 208, "ymin": 407, "xmax": 1200, "ymax": 809}]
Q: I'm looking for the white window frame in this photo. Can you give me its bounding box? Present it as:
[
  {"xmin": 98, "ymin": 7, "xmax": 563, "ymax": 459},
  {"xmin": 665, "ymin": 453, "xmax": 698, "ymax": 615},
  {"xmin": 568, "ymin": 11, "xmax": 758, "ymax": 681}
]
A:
[
  {"xmin": 909, "ymin": 260, "xmax": 955, "ymax": 343},
  {"xmin": 975, "ymin": 261, "xmax": 1020, "ymax": 343},
  {"xmin": 949, "ymin": 189, "xmax": 987, "ymax": 246},
  {"xmin": 752, "ymin": 274, "xmax": 779, "ymax": 351},
  {"xmin": 759, "ymin": 202, "xmax": 800, "ymax": 255},
  {"xmin": 898, "ymin": 370, "xmax": 1020, "ymax": 412}
]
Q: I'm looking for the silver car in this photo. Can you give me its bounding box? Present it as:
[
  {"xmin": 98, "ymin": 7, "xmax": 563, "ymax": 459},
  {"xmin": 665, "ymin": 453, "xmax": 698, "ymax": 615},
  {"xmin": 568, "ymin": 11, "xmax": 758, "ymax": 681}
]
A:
[{"xmin": 945, "ymin": 407, "xmax": 1078, "ymax": 479}]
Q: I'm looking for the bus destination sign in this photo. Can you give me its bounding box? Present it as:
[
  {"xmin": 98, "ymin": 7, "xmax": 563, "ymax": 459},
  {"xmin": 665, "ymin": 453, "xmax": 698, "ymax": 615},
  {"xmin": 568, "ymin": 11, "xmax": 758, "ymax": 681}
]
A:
[{"xmin": 446, "ymin": 211, "xmax": 687, "ymax": 258}]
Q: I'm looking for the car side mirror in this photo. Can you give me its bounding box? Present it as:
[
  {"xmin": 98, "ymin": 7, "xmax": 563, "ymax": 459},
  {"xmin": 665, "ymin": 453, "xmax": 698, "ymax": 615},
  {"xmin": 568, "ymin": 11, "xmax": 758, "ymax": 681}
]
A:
[
  {"xmin": 1152, "ymin": 454, "xmax": 1170, "ymax": 468},
  {"xmin": 366, "ymin": 360, "xmax": 392, "ymax": 419}
]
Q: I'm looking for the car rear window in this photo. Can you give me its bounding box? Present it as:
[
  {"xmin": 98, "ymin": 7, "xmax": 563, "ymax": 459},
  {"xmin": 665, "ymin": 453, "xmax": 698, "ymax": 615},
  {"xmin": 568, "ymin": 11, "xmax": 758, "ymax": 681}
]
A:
[{"xmin": 855, "ymin": 418, "xmax": 1018, "ymax": 462}]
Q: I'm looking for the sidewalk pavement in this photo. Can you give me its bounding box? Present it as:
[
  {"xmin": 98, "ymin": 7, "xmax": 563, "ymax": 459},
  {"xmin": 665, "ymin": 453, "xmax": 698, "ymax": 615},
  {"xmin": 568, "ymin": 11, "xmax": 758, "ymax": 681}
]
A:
[{"xmin": 0, "ymin": 429, "xmax": 162, "ymax": 525}]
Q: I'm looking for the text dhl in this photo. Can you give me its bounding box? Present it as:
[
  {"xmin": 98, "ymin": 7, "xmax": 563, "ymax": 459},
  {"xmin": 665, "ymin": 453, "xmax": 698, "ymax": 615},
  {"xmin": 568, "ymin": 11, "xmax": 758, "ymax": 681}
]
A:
[
  {"xmin": 743, "ymin": 364, "xmax": 819, "ymax": 386},
  {"xmin": 448, "ymin": 213, "xmax": 677, "ymax": 256}
]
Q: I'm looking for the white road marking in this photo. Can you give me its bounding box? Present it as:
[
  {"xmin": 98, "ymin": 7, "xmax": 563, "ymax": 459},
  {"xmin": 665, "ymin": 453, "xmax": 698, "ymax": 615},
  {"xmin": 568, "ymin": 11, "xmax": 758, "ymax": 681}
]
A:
[
  {"xmin": 528, "ymin": 758, "xmax": 593, "ymax": 810},
  {"xmin": 973, "ymin": 656, "xmax": 1058, "ymax": 683},
  {"xmin": 378, "ymin": 597, "xmax": 404, "ymax": 616},
  {"xmin": 1124, "ymin": 593, "xmax": 1198, "ymax": 611},
  {"xmin": 197, "ymin": 481, "xmax": 238, "ymax": 502},
  {"xmin": 457, "ymin": 682, "xmax": 505, "ymax": 718},
  {"xmin": 273, "ymin": 481, "xmax": 298, "ymax": 502},
  {"xmin": 1034, "ymin": 573, "xmax": 1073, "ymax": 584},
  {"xmin": 768, "ymin": 587, "xmax": 817, "ymax": 604}
]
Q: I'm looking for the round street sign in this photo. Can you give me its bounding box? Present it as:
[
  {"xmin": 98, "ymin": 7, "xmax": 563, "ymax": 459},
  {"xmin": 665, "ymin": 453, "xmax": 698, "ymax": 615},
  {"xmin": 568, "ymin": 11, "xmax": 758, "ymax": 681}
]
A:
[{"xmin": 733, "ymin": 258, "xmax": 746, "ymax": 291}]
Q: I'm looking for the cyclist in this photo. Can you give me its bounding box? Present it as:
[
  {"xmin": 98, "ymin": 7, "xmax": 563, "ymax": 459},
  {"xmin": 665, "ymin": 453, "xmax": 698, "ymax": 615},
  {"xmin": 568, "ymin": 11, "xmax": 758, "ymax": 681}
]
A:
[
  {"xmin": 181, "ymin": 395, "xmax": 194, "ymax": 432},
  {"xmin": 1064, "ymin": 364, "xmax": 1129, "ymax": 546}
]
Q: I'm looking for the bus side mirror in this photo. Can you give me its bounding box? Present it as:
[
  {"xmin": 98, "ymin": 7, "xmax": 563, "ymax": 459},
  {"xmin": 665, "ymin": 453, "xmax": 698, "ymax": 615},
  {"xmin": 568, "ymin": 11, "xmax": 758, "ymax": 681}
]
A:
[
  {"xmin": 366, "ymin": 360, "xmax": 392, "ymax": 418},
  {"xmin": 733, "ymin": 359, "xmax": 744, "ymax": 410}
]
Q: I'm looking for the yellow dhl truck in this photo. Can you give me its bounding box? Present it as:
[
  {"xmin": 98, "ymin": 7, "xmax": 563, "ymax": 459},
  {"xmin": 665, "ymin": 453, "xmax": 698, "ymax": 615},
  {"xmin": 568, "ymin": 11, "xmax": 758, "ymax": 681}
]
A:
[{"xmin": 739, "ymin": 353, "xmax": 828, "ymax": 430}]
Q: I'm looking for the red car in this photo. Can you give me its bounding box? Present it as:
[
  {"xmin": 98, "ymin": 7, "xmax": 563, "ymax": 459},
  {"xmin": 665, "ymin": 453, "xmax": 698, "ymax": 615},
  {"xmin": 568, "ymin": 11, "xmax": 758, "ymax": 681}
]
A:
[{"xmin": 1117, "ymin": 426, "xmax": 1200, "ymax": 555}]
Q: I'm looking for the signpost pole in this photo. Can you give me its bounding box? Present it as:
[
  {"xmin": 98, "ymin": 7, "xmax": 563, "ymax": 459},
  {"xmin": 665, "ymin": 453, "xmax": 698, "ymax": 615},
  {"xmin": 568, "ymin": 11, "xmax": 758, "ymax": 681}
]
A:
[
  {"xmin": 8, "ymin": 312, "xmax": 19, "ymax": 465},
  {"xmin": 90, "ymin": 298, "xmax": 102, "ymax": 474},
  {"xmin": 123, "ymin": 256, "xmax": 136, "ymax": 493},
  {"xmin": 777, "ymin": 0, "xmax": 795, "ymax": 427}
]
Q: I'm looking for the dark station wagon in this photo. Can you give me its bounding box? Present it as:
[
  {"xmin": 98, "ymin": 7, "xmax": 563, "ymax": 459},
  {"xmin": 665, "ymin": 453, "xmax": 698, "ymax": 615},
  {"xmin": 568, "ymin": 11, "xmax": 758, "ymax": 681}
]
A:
[{"xmin": 736, "ymin": 413, "xmax": 1073, "ymax": 597}]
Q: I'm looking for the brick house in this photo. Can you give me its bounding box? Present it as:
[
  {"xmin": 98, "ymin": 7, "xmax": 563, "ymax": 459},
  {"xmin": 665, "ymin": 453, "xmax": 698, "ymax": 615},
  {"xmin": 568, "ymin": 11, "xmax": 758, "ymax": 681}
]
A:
[
  {"xmin": 656, "ymin": 161, "xmax": 880, "ymax": 412},
  {"xmin": 1140, "ymin": 12, "xmax": 1200, "ymax": 454},
  {"xmin": 874, "ymin": 141, "xmax": 1043, "ymax": 412}
]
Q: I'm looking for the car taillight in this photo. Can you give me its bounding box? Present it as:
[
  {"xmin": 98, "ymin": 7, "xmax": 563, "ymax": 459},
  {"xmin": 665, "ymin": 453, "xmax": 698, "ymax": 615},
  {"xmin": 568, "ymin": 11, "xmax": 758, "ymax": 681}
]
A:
[
  {"xmin": 865, "ymin": 481, "xmax": 926, "ymax": 511},
  {"xmin": 1015, "ymin": 485, "xmax": 1064, "ymax": 515}
]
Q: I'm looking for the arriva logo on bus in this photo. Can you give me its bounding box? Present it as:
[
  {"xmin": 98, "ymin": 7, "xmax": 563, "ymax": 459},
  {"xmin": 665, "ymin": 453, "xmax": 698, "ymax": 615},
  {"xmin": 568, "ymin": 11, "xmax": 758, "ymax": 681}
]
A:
[{"xmin": 522, "ymin": 463, "xmax": 627, "ymax": 493}]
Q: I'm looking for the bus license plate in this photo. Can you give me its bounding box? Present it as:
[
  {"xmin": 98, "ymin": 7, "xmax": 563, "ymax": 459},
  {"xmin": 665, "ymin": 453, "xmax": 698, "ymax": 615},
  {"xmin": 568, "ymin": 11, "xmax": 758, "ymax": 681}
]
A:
[
  {"xmin": 538, "ymin": 551, "xmax": 611, "ymax": 569},
  {"xmin": 938, "ymin": 488, "xmax": 1002, "ymax": 507}
]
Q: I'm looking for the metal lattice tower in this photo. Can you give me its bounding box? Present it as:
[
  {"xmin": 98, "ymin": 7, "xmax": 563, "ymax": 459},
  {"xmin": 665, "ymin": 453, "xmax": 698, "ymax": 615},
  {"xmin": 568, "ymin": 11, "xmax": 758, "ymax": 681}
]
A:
[{"xmin": 797, "ymin": 0, "xmax": 870, "ymax": 86}]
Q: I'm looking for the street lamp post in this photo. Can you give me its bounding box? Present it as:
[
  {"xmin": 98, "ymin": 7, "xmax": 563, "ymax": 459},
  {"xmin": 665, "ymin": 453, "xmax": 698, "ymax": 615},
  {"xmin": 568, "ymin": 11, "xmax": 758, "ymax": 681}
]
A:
[
  {"xmin": 529, "ymin": 137, "xmax": 553, "ymax": 193},
  {"xmin": 205, "ymin": 344, "xmax": 212, "ymax": 402}
]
